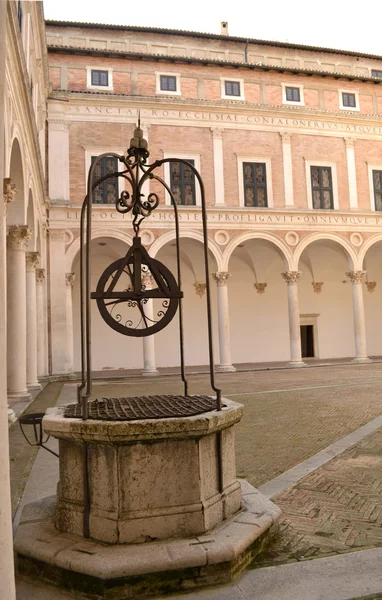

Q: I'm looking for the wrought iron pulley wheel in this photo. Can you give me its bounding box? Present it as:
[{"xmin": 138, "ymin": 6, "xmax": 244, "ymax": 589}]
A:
[{"xmin": 91, "ymin": 236, "xmax": 182, "ymax": 337}]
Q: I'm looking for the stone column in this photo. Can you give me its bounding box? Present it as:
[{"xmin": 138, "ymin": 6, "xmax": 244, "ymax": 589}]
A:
[
  {"xmin": 212, "ymin": 272, "xmax": 236, "ymax": 372},
  {"xmin": 141, "ymin": 272, "xmax": 158, "ymax": 376},
  {"xmin": 7, "ymin": 226, "xmax": 32, "ymax": 398},
  {"xmin": 280, "ymin": 132, "xmax": 294, "ymax": 207},
  {"xmin": 36, "ymin": 269, "xmax": 46, "ymax": 378},
  {"xmin": 3, "ymin": 181, "xmax": 17, "ymax": 423},
  {"xmin": 65, "ymin": 273, "xmax": 75, "ymax": 374},
  {"xmin": 346, "ymin": 271, "xmax": 370, "ymax": 362},
  {"xmin": 0, "ymin": 0, "xmax": 17, "ymax": 593},
  {"xmin": 211, "ymin": 128, "xmax": 225, "ymax": 205},
  {"xmin": 281, "ymin": 271, "xmax": 305, "ymax": 367},
  {"xmin": 26, "ymin": 252, "xmax": 41, "ymax": 389},
  {"xmin": 344, "ymin": 138, "xmax": 358, "ymax": 209},
  {"xmin": 49, "ymin": 230, "xmax": 68, "ymax": 374}
]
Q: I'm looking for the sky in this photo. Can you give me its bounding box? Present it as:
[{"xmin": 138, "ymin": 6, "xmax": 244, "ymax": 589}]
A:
[{"xmin": 42, "ymin": 0, "xmax": 382, "ymax": 57}]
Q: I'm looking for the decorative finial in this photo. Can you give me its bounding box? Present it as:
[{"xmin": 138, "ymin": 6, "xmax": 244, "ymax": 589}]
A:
[{"xmin": 128, "ymin": 117, "xmax": 149, "ymax": 158}]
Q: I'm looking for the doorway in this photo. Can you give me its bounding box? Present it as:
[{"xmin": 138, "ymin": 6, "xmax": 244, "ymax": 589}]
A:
[{"xmin": 301, "ymin": 325, "xmax": 314, "ymax": 358}]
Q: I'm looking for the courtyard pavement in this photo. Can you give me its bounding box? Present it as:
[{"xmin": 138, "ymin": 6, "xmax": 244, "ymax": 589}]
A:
[{"xmin": 11, "ymin": 361, "xmax": 382, "ymax": 599}]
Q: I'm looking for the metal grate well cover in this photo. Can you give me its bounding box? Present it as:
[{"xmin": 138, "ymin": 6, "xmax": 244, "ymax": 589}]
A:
[{"xmin": 64, "ymin": 395, "xmax": 218, "ymax": 420}]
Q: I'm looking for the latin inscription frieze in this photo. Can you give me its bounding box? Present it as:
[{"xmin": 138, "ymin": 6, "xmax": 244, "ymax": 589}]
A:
[
  {"xmin": 63, "ymin": 210, "xmax": 381, "ymax": 227},
  {"xmin": 65, "ymin": 106, "xmax": 382, "ymax": 136}
]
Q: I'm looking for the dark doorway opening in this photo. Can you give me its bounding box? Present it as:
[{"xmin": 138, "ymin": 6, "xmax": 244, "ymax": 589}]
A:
[{"xmin": 301, "ymin": 325, "xmax": 314, "ymax": 358}]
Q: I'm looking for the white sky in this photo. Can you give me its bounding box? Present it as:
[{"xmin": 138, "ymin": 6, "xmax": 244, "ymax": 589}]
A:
[{"xmin": 42, "ymin": 0, "xmax": 382, "ymax": 57}]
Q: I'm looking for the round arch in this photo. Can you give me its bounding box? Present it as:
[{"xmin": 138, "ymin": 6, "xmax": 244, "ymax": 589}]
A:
[
  {"xmin": 7, "ymin": 136, "xmax": 27, "ymax": 225},
  {"xmin": 65, "ymin": 228, "xmax": 133, "ymax": 272},
  {"xmin": 222, "ymin": 232, "xmax": 292, "ymax": 272},
  {"xmin": 150, "ymin": 230, "xmax": 223, "ymax": 271},
  {"xmin": 359, "ymin": 234, "xmax": 382, "ymax": 268},
  {"xmin": 293, "ymin": 233, "xmax": 357, "ymax": 271}
]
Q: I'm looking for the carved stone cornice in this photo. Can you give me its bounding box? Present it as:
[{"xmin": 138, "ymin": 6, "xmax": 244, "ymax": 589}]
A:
[
  {"xmin": 280, "ymin": 132, "xmax": 291, "ymax": 144},
  {"xmin": 26, "ymin": 252, "xmax": 40, "ymax": 272},
  {"xmin": 36, "ymin": 269, "xmax": 45, "ymax": 284},
  {"xmin": 312, "ymin": 282, "xmax": 324, "ymax": 294},
  {"xmin": 344, "ymin": 137, "xmax": 355, "ymax": 148},
  {"xmin": 3, "ymin": 178, "xmax": 17, "ymax": 216},
  {"xmin": 281, "ymin": 271, "xmax": 301, "ymax": 285},
  {"xmin": 194, "ymin": 282, "xmax": 206, "ymax": 297},
  {"xmin": 211, "ymin": 127, "xmax": 224, "ymax": 140},
  {"xmin": 346, "ymin": 270, "xmax": 366, "ymax": 284},
  {"xmin": 366, "ymin": 281, "xmax": 377, "ymax": 293},
  {"xmin": 212, "ymin": 272, "xmax": 231, "ymax": 287},
  {"xmin": 254, "ymin": 283, "xmax": 267, "ymax": 294},
  {"xmin": 7, "ymin": 226, "xmax": 32, "ymax": 251},
  {"xmin": 65, "ymin": 273, "xmax": 76, "ymax": 289}
]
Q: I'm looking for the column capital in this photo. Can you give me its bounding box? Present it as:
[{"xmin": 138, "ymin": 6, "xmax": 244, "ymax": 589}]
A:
[
  {"xmin": 141, "ymin": 271, "xmax": 155, "ymax": 289},
  {"xmin": 312, "ymin": 281, "xmax": 324, "ymax": 294},
  {"xmin": 280, "ymin": 131, "xmax": 291, "ymax": 144},
  {"xmin": 281, "ymin": 271, "xmax": 301, "ymax": 285},
  {"xmin": 7, "ymin": 225, "xmax": 32, "ymax": 251},
  {"xmin": 36, "ymin": 268, "xmax": 45, "ymax": 284},
  {"xmin": 26, "ymin": 251, "xmax": 40, "ymax": 272},
  {"xmin": 212, "ymin": 271, "xmax": 231, "ymax": 286},
  {"xmin": 194, "ymin": 282, "xmax": 206, "ymax": 297},
  {"xmin": 254, "ymin": 283, "xmax": 267, "ymax": 294},
  {"xmin": 344, "ymin": 137, "xmax": 355, "ymax": 148},
  {"xmin": 65, "ymin": 273, "xmax": 76, "ymax": 289},
  {"xmin": 211, "ymin": 127, "xmax": 224, "ymax": 139},
  {"xmin": 366, "ymin": 281, "xmax": 377, "ymax": 293},
  {"xmin": 346, "ymin": 270, "xmax": 366, "ymax": 284},
  {"xmin": 49, "ymin": 229, "xmax": 67, "ymax": 242},
  {"xmin": 3, "ymin": 177, "xmax": 17, "ymax": 216}
]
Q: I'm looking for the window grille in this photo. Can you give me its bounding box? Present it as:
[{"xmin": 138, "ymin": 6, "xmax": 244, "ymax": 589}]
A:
[
  {"xmin": 170, "ymin": 160, "xmax": 196, "ymax": 205},
  {"xmin": 91, "ymin": 156, "xmax": 119, "ymax": 204},
  {"xmin": 224, "ymin": 81, "xmax": 241, "ymax": 97},
  {"xmin": 91, "ymin": 70, "xmax": 109, "ymax": 87},
  {"xmin": 160, "ymin": 75, "xmax": 177, "ymax": 92},
  {"xmin": 243, "ymin": 163, "xmax": 268, "ymax": 207},
  {"xmin": 311, "ymin": 166, "xmax": 333, "ymax": 209},
  {"xmin": 285, "ymin": 87, "xmax": 301, "ymax": 102},
  {"xmin": 373, "ymin": 170, "xmax": 382, "ymax": 211}
]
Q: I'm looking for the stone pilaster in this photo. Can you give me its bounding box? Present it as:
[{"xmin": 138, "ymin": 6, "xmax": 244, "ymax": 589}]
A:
[
  {"xmin": 49, "ymin": 230, "xmax": 67, "ymax": 374},
  {"xmin": 212, "ymin": 272, "xmax": 235, "ymax": 372},
  {"xmin": 211, "ymin": 127, "xmax": 225, "ymax": 205},
  {"xmin": 280, "ymin": 132, "xmax": 294, "ymax": 207},
  {"xmin": 26, "ymin": 252, "xmax": 41, "ymax": 389},
  {"xmin": 344, "ymin": 137, "xmax": 358, "ymax": 209},
  {"xmin": 346, "ymin": 271, "xmax": 370, "ymax": 362},
  {"xmin": 36, "ymin": 269, "xmax": 47, "ymax": 377},
  {"xmin": 281, "ymin": 271, "xmax": 305, "ymax": 367},
  {"xmin": 7, "ymin": 226, "xmax": 32, "ymax": 398}
]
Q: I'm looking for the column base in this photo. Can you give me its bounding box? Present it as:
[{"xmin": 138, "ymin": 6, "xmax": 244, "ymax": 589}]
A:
[
  {"xmin": 141, "ymin": 368, "xmax": 159, "ymax": 377},
  {"xmin": 27, "ymin": 382, "xmax": 41, "ymax": 391},
  {"xmin": 8, "ymin": 407, "xmax": 17, "ymax": 425},
  {"xmin": 216, "ymin": 364, "xmax": 236, "ymax": 372},
  {"xmin": 351, "ymin": 357, "xmax": 372, "ymax": 364},
  {"xmin": 288, "ymin": 361, "xmax": 306, "ymax": 368},
  {"xmin": 7, "ymin": 391, "xmax": 31, "ymax": 400}
]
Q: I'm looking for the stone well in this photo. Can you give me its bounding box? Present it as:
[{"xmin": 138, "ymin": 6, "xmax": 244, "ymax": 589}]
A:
[
  {"xmin": 43, "ymin": 399, "xmax": 243, "ymax": 544},
  {"xmin": 15, "ymin": 396, "xmax": 281, "ymax": 599}
]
